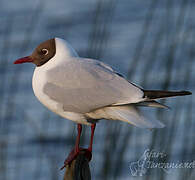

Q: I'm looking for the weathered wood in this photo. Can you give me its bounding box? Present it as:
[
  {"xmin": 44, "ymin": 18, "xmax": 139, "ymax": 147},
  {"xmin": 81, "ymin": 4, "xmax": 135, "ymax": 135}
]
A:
[
  {"xmin": 63, "ymin": 160, "xmax": 76, "ymax": 180},
  {"xmin": 63, "ymin": 151, "xmax": 91, "ymax": 180}
]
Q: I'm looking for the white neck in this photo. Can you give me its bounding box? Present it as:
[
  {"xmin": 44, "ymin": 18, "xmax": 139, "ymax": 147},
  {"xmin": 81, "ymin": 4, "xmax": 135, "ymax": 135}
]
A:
[{"xmin": 55, "ymin": 38, "xmax": 78, "ymax": 58}]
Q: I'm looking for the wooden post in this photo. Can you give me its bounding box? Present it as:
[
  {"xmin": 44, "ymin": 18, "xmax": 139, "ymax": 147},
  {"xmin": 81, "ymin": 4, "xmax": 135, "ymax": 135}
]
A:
[{"xmin": 63, "ymin": 150, "xmax": 91, "ymax": 180}]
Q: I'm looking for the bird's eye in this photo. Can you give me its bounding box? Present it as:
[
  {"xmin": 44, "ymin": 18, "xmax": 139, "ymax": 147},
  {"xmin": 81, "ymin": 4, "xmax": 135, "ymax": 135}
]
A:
[{"xmin": 41, "ymin": 48, "xmax": 49, "ymax": 55}]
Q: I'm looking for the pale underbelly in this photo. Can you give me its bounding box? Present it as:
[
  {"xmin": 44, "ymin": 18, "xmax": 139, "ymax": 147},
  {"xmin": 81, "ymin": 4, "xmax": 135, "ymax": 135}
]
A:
[{"xmin": 32, "ymin": 70, "xmax": 90, "ymax": 125}]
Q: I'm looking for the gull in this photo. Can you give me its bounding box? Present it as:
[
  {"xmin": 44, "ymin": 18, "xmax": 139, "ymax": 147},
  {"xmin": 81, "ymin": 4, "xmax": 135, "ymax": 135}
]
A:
[{"xmin": 14, "ymin": 38, "xmax": 192, "ymax": 167}]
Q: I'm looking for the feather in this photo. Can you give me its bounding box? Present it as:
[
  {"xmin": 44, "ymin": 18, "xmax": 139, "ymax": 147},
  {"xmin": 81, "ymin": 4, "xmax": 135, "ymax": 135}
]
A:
[
  {"xmin": 143, "ymin": 90, "xmax": 191, "ymax": 100},
  {"xmin": 86, "ymin": 105, "xmax": 165, "ymax": 129}
]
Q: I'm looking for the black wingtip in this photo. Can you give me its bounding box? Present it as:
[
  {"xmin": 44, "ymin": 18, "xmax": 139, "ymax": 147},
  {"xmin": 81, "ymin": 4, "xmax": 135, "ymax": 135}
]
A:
[
  {"xmin": 181, "ymin": 91, "xmax": 192, "ymax": 95},
  {"xmin": 143, "ymin": 90, "xmax": 192, "ymax": 99}
]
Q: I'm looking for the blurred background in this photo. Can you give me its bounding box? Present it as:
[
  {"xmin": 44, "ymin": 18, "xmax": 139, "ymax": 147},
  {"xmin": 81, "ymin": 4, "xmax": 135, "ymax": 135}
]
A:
[{"xmin": 0, "ymin": 0, "xmax": 194, "ymax": 179}]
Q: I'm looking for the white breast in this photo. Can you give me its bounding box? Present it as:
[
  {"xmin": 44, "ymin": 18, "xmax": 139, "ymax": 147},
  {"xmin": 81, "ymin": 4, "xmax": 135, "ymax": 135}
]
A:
[
  {"xmin": 32, "ymin": 67, "xmax": 60, "ymax": 113},
  {"xmin": 32, "ymin": 67, "xmax": 90, "ymax": 125}
]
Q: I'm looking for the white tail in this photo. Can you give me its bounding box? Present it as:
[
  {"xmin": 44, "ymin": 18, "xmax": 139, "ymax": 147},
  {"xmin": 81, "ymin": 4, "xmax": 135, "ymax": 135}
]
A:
[{"xmin": 87, "ymin": 105, "xmax": 165, "ymax": 129}]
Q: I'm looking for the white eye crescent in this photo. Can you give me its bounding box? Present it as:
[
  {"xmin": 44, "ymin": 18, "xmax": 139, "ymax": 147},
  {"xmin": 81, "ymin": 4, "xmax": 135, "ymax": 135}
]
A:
[{"xmin": 42, "ymin": 48, "xmax": 49, "ymax": 55}]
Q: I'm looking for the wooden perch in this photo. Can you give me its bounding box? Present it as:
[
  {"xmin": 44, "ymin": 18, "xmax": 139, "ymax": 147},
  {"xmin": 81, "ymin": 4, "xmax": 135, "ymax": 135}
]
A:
[{"xmin": 63, "ymin": 150, "xmax": 91, "ymax": 180}]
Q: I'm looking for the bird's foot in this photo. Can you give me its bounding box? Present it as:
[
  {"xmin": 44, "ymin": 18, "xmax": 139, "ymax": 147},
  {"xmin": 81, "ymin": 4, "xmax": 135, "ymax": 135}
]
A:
[{"xmin": 60, "ymin": 148, "xmax": 92, "ymax": 170}]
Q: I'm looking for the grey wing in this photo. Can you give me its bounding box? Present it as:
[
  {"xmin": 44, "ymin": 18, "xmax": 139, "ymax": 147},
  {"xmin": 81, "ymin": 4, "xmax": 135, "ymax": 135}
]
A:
[{"xmin": 44, "ymin": 58, "xmax": 144, "ymax": 113}]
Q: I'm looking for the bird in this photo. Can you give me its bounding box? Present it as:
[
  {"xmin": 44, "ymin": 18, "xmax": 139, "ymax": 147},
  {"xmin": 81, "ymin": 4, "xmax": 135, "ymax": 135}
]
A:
[{"xmin": 14, "ymin": 38, "xmax": 192, "ymax": 168}]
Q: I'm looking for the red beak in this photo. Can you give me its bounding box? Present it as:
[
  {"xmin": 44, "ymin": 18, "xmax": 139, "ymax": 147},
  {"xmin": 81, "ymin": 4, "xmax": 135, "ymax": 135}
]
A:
[{"xmin": 14, "ymin": 56, "xmax": 33, "ymax": 64}]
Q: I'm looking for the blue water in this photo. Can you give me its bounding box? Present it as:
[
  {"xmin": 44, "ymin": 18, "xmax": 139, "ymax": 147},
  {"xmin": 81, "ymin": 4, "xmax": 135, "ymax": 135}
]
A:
[{"xmin": 0, "ymin": 0, "xmax": 194, "ymax": 180}]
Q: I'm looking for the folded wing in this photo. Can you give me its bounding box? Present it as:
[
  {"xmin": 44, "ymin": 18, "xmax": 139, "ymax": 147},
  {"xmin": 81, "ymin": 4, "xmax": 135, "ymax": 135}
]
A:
[{"xmin": 43, "ymin": 58, "xmax": 144, "ymax": 113}]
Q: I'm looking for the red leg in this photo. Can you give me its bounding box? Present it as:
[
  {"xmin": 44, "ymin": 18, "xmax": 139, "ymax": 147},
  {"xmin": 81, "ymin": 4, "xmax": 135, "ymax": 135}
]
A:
[
  {"xmin": 60, "ymin": 124, "xmax": 82, "ymax": 169},
  {"xmin": 88, "ymin": 123, "xmax": 96, "ymax": 152},
  {"xmin": 61, "ymin": 123, "xmax": 96, "ymax": 170},
  {"xmin": 75, "ymin": 124, "xmax": 82, "ymax": 152}
]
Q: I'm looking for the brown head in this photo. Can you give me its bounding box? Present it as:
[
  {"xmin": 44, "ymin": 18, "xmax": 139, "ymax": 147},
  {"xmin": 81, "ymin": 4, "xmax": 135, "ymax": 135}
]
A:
[{"xmin": 14, "ymin": 38, "xmax": 56, "ymax": 66}]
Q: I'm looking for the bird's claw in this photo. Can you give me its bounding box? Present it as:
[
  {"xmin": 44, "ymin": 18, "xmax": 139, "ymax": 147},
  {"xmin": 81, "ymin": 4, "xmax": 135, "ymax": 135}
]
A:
[{"xmin": 60, "ymin": 148, "xmax": 92, "ymax": 170}]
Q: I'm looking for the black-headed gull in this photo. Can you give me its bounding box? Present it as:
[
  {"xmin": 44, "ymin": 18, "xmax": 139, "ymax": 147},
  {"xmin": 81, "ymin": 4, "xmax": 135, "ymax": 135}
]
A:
[{"xmin": 14, "ymin": 38, "xmax": 192, "ymax": 167}]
